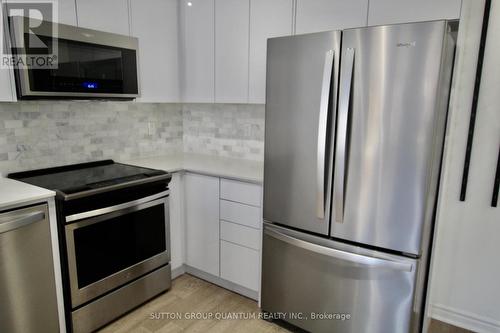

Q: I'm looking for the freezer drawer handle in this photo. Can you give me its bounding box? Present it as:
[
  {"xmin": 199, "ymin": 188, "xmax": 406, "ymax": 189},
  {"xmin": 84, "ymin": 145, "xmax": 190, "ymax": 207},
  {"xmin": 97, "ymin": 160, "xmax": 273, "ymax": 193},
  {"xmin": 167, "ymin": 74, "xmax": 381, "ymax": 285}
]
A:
[
  {"xmin": 334, "ymin": 48, "xmax": 355, "ymax": 224},
  {"xmin": 316, "ymin": 50, "xmax": 335, "ymax": 219},
  {"xmin": 0, "ymin": 210, "xmax": 45, "ymax": 234},
  {"xmin": 265, "ymin": 227, "xmax": 413, "ymax": 272}
]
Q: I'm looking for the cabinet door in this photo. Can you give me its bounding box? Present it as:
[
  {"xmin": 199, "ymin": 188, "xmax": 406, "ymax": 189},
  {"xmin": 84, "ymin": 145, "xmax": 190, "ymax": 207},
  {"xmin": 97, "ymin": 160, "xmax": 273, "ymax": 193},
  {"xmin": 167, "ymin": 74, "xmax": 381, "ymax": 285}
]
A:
[
  {"xmin": 249, "ymin": 0, "xmax": 292, "ymax": 104},
  {"xmin": 54, "ymin": 0, "xmax": 77, "ymax": 25},
  {"xmin": 215, "ymin": 0, "xmax": 249, "ymax": 103},
  {"xmin": 221, "ymin": 240, "xmax": 260, "ymax": 291},
  {"xmin": 76, "ymin": 0, "xmax": 130, "ymax": 35},
  {"xmin": 184, "ymin": 173, "xmax": 220, "ymax": 276},
  {"xmin": 130, "ymin": 0, "xmax": 179, "ymax": 102},
  {"xmin": 169, "ymin": 173, "xmax": 184, "ymax": 272},
  {"xmin": 368, "ymin": 0, "xmax": 462, "ymax": 26},
  {"xmin": 295, "ymin": 0, "xmax": 368, "ymax": 34},
  {"xmin": 180, "ymin": 0, "xmax": 214, "ymax": 102}
]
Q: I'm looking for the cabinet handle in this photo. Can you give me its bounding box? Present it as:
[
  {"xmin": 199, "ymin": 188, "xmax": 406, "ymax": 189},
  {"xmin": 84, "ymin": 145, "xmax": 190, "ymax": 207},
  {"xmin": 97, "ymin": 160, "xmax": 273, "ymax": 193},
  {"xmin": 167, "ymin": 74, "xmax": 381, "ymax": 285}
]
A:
[{"xmin": 460, "ymin": 0, "xmax": 492, "ymax": 201}]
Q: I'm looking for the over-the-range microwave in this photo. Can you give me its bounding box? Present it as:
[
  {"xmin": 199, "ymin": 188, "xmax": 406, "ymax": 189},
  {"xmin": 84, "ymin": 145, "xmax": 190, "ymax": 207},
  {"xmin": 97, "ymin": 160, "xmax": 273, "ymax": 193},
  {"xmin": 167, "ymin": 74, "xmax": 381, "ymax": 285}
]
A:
[{"xmin": 8, "ymin": 16, "xmax": 139, "ymax": 99}]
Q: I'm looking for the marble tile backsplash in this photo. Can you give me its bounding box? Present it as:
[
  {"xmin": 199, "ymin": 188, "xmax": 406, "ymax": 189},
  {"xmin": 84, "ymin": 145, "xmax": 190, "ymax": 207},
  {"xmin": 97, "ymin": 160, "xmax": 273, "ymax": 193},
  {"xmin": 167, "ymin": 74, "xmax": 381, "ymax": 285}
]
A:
[
  {"xmin": 0, "ymin": 101, "xmax": 183, "ymax": 175},
  {"xmin": 0, "ymin": 102, "xmax": 265, "ymax": 175},
  {"xmin": 183, "ymin": 104, "xmax": 265, "ymax": 161}
]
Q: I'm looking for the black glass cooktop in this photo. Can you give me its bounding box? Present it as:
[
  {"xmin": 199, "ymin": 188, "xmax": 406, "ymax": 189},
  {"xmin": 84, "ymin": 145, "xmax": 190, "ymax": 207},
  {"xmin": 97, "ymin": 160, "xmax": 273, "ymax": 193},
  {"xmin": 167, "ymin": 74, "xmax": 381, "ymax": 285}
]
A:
[{"xmin": 8, "ymin": 160, "xmax": 167, "ymax": 195}]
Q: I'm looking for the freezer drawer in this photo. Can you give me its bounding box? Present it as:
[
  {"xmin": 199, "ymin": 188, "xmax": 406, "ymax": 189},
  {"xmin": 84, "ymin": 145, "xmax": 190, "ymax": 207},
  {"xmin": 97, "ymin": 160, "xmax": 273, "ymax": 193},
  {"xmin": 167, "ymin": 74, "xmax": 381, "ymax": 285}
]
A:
[{"xmin": 261, "ymin": 224, "xmax": 419, "ymax": 333}]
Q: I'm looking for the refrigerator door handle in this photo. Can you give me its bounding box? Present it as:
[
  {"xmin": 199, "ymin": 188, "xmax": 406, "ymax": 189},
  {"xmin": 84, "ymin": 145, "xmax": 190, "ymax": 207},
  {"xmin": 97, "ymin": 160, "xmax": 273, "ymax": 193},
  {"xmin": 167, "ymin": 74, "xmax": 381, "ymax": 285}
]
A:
[
  {"xmin": 334, "ymin": 48, "xmax": 354, "ymax": 224},
  {"xmin": 316, "ymin": 50, "xmax": 335, "ymax": 219},
  {"xmin": 265, "ymin": 227, "xmax": 413, "ymax": 272}
]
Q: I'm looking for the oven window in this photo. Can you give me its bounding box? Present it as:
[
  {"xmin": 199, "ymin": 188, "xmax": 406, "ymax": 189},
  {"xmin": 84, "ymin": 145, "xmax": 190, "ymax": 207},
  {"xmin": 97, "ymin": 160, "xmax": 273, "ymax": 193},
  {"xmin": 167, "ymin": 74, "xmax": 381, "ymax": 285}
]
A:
[
  {"xmin": 27, "ymin": 34, "xmax": 138, "ymax": 94},
  {"xmin": 73, "ymin": 204, "xmax": 166, "ymax": 288}
]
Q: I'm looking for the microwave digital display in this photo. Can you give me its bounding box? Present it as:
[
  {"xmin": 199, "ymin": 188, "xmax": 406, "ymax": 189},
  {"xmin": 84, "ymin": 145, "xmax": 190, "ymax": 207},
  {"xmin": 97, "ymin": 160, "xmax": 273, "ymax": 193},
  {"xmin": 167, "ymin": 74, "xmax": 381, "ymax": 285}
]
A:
[{"xmin": 83, "ymin": 82, "xmax": 98, "ymax": 89}]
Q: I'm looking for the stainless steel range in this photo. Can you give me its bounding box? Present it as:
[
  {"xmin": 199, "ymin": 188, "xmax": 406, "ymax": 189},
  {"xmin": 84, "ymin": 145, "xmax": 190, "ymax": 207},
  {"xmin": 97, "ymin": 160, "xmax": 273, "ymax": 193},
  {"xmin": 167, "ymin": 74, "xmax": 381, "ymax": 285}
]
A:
[{"xmin": 9, "ymin": 160, "xmax": 172, "ymax": 333}]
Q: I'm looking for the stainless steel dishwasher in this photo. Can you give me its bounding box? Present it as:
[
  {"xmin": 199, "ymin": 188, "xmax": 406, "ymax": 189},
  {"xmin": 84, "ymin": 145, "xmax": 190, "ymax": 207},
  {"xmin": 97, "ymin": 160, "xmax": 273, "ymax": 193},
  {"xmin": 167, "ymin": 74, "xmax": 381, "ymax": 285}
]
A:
[{"xmin": 0, "ymin": 204, "xmax": 60, "ymax": 333}]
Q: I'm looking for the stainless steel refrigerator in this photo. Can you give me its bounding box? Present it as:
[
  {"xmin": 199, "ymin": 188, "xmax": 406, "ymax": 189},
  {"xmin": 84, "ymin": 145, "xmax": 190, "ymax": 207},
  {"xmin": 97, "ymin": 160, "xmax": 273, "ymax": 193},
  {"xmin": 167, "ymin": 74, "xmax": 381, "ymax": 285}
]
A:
[{"xmin": 261, "ymin": 21, "xmax": 456, "ymax": 333}]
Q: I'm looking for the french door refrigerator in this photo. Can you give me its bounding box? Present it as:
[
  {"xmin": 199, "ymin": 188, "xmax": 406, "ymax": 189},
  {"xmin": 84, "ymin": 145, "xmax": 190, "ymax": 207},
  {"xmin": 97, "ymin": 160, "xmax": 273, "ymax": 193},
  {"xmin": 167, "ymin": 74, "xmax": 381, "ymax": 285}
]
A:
[{"xmin": 261, "ymin": 21, "xmax": 456, "ymax": 333}]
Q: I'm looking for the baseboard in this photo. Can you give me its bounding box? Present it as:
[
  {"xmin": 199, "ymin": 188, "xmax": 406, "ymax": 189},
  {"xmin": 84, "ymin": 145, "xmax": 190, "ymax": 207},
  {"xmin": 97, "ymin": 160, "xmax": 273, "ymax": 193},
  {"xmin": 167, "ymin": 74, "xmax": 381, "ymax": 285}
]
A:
[
  {"xmin": 171, "ymin": 265, "xmax": 186, "ymax": 279},
  {"xmin": 184, "ymin": 265, "xmax": 259, "ymax": 301},
  {"xmin": 430, "ymin": 303, "xmax": 500, "ymax": 333}
]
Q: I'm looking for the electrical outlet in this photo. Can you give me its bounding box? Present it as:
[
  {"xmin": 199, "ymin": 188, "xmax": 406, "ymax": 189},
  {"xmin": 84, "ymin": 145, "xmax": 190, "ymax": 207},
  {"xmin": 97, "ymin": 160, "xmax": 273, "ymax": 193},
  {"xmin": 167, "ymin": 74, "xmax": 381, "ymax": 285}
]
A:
[{"xmin": 148, "ymin": 122, "xmax": 156, "ymax": 136}]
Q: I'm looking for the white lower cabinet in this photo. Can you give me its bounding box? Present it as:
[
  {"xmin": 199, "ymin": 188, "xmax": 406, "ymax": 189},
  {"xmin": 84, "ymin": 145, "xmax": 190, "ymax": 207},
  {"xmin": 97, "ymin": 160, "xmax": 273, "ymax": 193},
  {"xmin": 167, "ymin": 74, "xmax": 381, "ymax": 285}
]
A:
[
  {"xmin": 220, "ymin": 240, "xmax": 260, "ymax": 291},
  {"xmin": 184, "ymin": 173, "xmax": 220, "ymax": 277},
  {"xmin": 183, "ymin": 173, "xmax": 262, "ymax": 296},
  {"xmin": 220, "ymin": 220, "xmax": 260, "ymax": 251},
  {"xmin": 220, "ymin": 199, "xmax": 261, "ymax": 229},
  {"xmin": 169, "ymin": 173, "xmax": 185, "ymax": 272}
]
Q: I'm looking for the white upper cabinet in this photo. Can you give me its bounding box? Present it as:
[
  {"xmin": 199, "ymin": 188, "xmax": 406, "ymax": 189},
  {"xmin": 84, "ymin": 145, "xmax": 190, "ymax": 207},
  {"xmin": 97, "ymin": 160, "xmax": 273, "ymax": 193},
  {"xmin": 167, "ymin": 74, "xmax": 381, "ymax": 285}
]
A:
[
  {"xmin": 54, "ymin": 0, "xmax": 77, "ymax": 25},
  {"xmin": 130, "ymin": 0, "xmax": 179, "ymax": 102},
  {"xmin": 76, "ymin": 0, "xmax": 130, "ymax": 35},
  {"xmin": 368, "ymin": 0, "xmax": 462, "ymax": 26},
  {"xmin": 249, "ymin": 0, "xmax": 293, "ymax": 104},
  {"xmin": 215, "ymin": 0, "xmax": 249, "ymax": 103},
  {"xmin": 180, "ymin": 0, "xmax": 215, "ymax": 103},
  {"xmin": 295, "ymin": 0, "xmax": 368, "ymax": 34}
]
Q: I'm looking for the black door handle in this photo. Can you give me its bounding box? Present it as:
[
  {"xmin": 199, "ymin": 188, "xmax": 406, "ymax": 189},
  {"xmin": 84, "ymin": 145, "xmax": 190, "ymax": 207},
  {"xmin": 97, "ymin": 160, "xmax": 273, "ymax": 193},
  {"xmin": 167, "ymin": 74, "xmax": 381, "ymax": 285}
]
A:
[
  {"xmin": 491, "ymin": 145, "xmax": 500, "ymax": 208},
  {"xmin": 460, "ymin": 0, "xmax": 492, "ymax": 202}
]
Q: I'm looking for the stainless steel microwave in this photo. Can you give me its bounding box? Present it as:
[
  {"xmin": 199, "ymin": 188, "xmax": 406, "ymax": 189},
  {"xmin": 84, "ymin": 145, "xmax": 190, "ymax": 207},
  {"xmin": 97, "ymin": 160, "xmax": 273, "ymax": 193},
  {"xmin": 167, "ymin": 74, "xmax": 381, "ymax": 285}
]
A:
[{"xmin": 8, "ymin": 16, "xmax": 140, "ymax": 99}]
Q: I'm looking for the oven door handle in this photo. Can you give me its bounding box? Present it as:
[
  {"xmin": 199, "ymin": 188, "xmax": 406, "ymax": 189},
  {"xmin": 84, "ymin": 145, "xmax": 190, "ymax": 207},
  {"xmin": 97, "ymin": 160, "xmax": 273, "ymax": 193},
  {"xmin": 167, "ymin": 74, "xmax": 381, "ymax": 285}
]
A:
[{"xmin": 65, "ymin": 190, "xmax": 169, "ymax": 223}]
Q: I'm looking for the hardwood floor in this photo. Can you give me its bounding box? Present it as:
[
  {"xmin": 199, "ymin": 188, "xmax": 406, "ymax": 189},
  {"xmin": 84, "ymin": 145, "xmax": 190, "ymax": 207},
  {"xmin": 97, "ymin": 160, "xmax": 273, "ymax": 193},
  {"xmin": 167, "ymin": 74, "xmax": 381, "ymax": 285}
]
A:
[
  {"xmin": 97, "ymin": 274, "xmax": 290, "ymax": 333},
  {"xmin": 428, "ymin": 319, "xmax": 475, "ymax": 333},
  {"xmin": 97, "ymin": 273, "xmax": 474, "ymax": 333}
]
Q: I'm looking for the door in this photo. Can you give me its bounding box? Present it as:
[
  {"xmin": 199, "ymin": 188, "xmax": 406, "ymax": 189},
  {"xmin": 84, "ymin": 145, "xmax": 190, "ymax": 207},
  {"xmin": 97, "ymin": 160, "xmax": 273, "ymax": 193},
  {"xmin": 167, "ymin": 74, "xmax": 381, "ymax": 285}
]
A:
[
  {"xmin": 130, "ymin": 0, "xmax": 180, "ymax": 102},
  {"xmin": 261, "ymin": 224, "xmax": 418, "ymax": 333},
  {"xmin": 0, "ymin": 204, "xmax": 60, "ymax": 333},
  {"xmin": 367, "ymin": 0, "xmax": 462, "ymax": 26},
  {"xmin": 332, "ymin": 22, "xmax": 453, "ymax": 254},
  {"xmin": 179, "ymin": 0, "xmax": 215, "ymax": 102},
  {"xmin": 263, "ymin": 31, "xmax": 340, "ymax": 235},
  {"xmin": 215, "ymin": 0, "xmax": 249, "ymax": 103},
  {"xmin": 76, "ymin": 0, "xmax": 130, "ymax": 35},
  {"xmin": 295, "ymin": 0, "xmax": 368, "ymax": 34},
  {"xmin": 248, "ymin": 0, "xmax": 293, "ymax": 103},
  {"xmin": 184, "ymin": 173, "xmax": 220, "ymax": 276}
]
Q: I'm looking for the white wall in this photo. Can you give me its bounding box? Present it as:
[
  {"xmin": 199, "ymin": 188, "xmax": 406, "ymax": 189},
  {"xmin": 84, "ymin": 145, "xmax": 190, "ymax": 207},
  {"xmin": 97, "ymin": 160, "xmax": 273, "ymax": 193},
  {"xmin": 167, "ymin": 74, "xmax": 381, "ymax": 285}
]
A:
[{"xmin": 427, "ymin": 0, "xmax": 500, "ymax": 332}]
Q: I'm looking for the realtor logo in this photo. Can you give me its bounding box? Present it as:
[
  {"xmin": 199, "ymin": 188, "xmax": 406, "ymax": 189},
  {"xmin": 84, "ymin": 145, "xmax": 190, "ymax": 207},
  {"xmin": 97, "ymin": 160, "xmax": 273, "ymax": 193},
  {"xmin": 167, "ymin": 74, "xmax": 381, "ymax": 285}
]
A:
[{"xmin": 1, "ymin": 0, "xmax": 58, "ymax": 69}]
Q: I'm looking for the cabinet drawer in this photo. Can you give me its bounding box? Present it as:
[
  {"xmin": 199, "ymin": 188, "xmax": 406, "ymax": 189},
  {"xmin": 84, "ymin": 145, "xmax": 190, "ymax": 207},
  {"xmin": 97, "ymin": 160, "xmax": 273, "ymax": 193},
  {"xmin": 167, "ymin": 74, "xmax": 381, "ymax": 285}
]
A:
[
  {"xmin": 220, "ymin": 200, "xmax": 261, "ymax": 229},
  {"xmin": 220, "ymin": 221, "xmax": 260, "ymax": 250},
  {"xmin": 220, "ymin": 178, "xmax": 261, "ymax": 207},
  {"xmin": 220, "ymin": 240, "xmax": 259, "ymax": 291}
]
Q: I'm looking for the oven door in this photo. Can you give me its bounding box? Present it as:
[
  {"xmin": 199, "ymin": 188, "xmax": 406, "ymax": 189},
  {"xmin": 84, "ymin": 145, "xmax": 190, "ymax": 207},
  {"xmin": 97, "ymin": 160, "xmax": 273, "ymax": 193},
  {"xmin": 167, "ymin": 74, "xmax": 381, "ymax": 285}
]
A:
[{"xmin": 65, "ymin": 194, "xmax": 169, "ymax": 308}]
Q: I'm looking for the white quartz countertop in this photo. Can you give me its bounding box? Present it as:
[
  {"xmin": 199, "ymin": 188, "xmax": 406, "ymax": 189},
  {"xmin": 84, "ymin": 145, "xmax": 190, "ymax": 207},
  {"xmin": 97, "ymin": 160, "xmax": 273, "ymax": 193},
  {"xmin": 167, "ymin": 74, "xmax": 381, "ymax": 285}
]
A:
[
  {"xmin": 121, "ymin": 153, "xmax": 264, "ymax": 184},
  {"xmin": 0, "ymin": 178, "xmax": 55, "ymax": 210}
]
